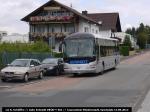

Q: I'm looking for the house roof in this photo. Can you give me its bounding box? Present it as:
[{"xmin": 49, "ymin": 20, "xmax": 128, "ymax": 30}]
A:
[
  {"xmin": 87, "ymin": 13, "xmax": 122, "ymax": 32},
  {"xmin": 21, "ymin": 0, "xmax": 99, "ymax": 25},
  {"xmin": 21, "ymin": 0, "xmax": 122, "ymax": 32}
]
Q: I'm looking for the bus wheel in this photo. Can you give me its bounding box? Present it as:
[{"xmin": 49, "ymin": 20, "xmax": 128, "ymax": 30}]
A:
[
  {"xmin": 100, "ymin": 65, "xmax": 104, "ymax": 75},
  {"xmin": 113, "ymin": 60, "xmax": 117, "ymax": 69}
]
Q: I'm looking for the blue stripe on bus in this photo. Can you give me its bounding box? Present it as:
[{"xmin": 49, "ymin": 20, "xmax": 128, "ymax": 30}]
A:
[{"xmin": 69, "ymin": 60, "xmax": 89, "ymax": 64}]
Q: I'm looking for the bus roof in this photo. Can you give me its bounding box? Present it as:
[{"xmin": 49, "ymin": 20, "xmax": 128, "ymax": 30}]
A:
[
  {"xmin": 93, "ymin": 33, "xmax": 118, "ymax": 41},
  {"xmin": 65, "ymin": 32, "xmax": 118, "ymax": 41}
]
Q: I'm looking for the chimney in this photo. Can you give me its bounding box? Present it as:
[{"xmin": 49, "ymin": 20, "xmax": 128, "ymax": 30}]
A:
[{"xmin": 82, "ymin": 10, "xmax": 88, "ymax": 16}]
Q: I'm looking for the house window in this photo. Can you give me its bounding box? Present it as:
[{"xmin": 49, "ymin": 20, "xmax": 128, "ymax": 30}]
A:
[
  {"xmin": 65, "ymin": 24, "xmax": 75, "ymax": 33},
  {"xmin": 92, "ymin": 29, "xmax": 94, "ymax": 33},
  {"xmin": 96, "ymin": 30, "xmax": 98, "ymax": 34},
  {"xmin": 52, "ymin": 27, "xmax": 55, "ymax": 33},
  {"xmin": 84, "ymin": 27, "xmax": 89, "ymax": 33}
]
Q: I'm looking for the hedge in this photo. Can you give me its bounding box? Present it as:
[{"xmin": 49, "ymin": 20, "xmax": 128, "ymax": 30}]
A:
[
  {"xmin": 0, "ymin": 41, "xmax": 51, "ymax": 53},
  {"xmin": 0, "ymin": 41, "xmax": 63, "ymax": 67},
  {"xmin": 120, "ymin": 46, "xmax": 130, "ymax": 56}
]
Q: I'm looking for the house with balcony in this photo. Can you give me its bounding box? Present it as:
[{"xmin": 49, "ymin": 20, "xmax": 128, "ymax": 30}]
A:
[{"xmin": 21, "ymin": 0, "xmax": 121, "ymax": 52}]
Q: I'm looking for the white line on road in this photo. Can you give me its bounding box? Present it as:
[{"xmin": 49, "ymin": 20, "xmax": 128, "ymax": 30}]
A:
[{"xmin": 0, "ymin": 86, "xmax": 11, "ymax": 88}]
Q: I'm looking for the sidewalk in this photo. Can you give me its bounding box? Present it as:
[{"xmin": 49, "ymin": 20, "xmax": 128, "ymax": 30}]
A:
[
  {"xmin": 138, "ymin": 90, "xmax": 150, "ymax": 112},
  {"xmin": 120, "ymin": 49, "xmax": 150, "ymax": 61}
]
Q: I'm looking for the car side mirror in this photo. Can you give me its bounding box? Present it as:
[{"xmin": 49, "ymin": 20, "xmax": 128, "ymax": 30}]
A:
[{"xmin": 30, "ymin": 65, "xmax": 35, "ymax": 67}]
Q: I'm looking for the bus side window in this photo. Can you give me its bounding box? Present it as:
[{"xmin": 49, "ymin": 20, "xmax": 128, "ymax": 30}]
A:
[{"xmin": 100, "ymin": 46, "xmax": 104, "ymax": 57}]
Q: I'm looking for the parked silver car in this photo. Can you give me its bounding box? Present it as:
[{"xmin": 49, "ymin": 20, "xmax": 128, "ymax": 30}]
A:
[{"xmin": 0, "ymin": 59, "xmax": 43, "ymax": 82}]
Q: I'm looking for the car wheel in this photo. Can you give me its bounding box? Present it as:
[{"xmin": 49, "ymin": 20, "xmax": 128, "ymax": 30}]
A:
[
  {"xmin": 43, "ymin": 69, "xmax": 47, "ymax": 75},
  {"xmin": 24, "ymin": 74, "xmax": 29, "ymax": 82},
  {"xmin": 73, "ymin": 73, "xmax": 79, "ymax": 77},
  {"xmin": 56, "ymin": 69, "xmax": 59, "ymax": 76},
  {"xmin": 39, "ymin": 72, "xmax": 43, "ymax": 79},
  {"xmin": 1, "ymin": 78, "xmax": 7, "ymax": 82}
]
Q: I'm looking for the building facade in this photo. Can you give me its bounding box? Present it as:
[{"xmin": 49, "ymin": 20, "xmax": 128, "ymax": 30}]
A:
[
  {"xmin": 1, "ymin": 33, "xmax": 29, "ymax": 43},
  {"xmin": 0, "ymin": 31, "xmax": 7, "ymax": 41},
  {"xmin": 22, "ymin": 0, "xmax": 122, "ymax": 52},
  {"xmin": 115, "ymin": 32, "xmax": 139, "ymax": 49}
]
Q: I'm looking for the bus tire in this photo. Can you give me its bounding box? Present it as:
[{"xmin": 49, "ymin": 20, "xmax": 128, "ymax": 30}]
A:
[
  {"xmin": 100, "ymin": 64, "xmax": 104, "ymax": 75},
  {"xmin": 113, "ymin": 60, "xmax": 117, "ymax": 69}
]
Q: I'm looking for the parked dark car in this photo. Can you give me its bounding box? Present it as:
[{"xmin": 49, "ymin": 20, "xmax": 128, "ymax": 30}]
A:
[{"xmin": 42, "ymin": 58, "xmax": 64, "ymax": 75}]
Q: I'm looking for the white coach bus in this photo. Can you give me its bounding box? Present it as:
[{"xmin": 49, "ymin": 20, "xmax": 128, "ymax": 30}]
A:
[{"xmin": 62, "ymin": 32, "xmax": 120, "ymax": 75}]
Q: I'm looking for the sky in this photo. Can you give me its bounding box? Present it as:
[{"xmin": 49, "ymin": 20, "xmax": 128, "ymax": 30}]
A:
[{"xmin": 0, "ymin": 0, "xmax": 150, "ymax": 34}]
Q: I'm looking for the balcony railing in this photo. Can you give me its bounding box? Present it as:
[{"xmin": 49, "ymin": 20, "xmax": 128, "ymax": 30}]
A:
[
  {"xmin": 29, "ymin": 32, "xmax": 70, "ymax": 39},
  {"xmin": 30, "ymin": 16, "xmax": 74, "ymax": 22}
]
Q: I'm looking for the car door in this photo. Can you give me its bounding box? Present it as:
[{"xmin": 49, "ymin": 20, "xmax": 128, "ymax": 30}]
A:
[
  {"xmin": 29, "ymin": 60, "xmax": 37, "ymax": 78},
  {"xmin": 33, "ymin": 60, "xmax": 41, "ymax": 77}
]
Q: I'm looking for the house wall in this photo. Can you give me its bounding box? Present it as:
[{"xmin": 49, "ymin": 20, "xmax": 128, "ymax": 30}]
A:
[
  {"xmin": 115, "ymin": 32, "xmax": 138, "ymax": 49},
  {"xmin": 30, "ymin": 23, "xmax": 76, "ymax": 34},
  {"xmin": 99, "ymin": 30, "xmax": 112, "ymax": 38},
  {"xmin": 78, "ymin": 18, "xmax": 99, "ymax": 34},
  {"xmin": 0, "ymin": 31, "xmax": 7, "ymax": 37},
  {"xmin": 1, "ymin": 34, "xmax": 29, "ymax": 43}
]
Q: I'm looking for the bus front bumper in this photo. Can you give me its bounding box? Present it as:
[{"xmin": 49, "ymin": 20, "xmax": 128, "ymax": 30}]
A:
[{"xmin": 64, "ymin": 68, "xmax": 96, "ymax": 74}]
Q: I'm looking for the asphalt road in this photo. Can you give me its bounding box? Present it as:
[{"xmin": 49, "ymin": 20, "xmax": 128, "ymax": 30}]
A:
[{"xmin": 0, "ymin": 51, "xmax": 150, "ymax": 112}]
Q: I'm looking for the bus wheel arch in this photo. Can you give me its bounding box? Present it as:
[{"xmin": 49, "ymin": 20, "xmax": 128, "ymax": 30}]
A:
[
  {"xmin": 102, "ymin": 61, "xmax": 105, "ymax": 69},
  {"xmin": 100, "ymin": 61, "xmax": 105, "ymax": 75},
  {"xmin": 115, "ymin": 59, "xmax": 117, "ymax": 65}
]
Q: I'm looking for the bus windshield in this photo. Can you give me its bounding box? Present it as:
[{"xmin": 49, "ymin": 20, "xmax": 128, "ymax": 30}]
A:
[{"xmin": 64, "ymin": 38, "xmax": 94, "ymax": 57}]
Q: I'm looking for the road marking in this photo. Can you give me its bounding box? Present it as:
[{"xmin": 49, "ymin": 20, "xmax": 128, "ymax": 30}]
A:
[
  {"xmin": 0, "ymin": 86, "xmax": 11, "ymax": 88},
  {"xmin": 9, "ymin": 76, "xmax": 85, "ymax": 94}
]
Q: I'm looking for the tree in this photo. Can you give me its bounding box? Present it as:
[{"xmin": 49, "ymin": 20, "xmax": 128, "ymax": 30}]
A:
[
  {"xmin": 125, "ymin": 23, "xmax": 150, "ymax": 49},
  {"xmin": 126, "ymin": 27, "xmax": 136, "ymax": 37},
  {"xmin": 123, "ymin": 35, "xmax": 132, "ymax": 49},
  {"xmin": 137, "ymin": 33, "xmax": 147, "ymax": 49}
]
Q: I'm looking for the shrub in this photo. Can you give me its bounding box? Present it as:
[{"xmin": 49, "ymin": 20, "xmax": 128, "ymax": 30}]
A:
[
  {"xmin": 123, "ymin": 35, "xmax": 132, "ymax": 49},
  {"xmin": 53, "ymin": 52, "xmax": 63, "ymax": 58},
  {"xmin": 120, "ymin": 46, "xmax": 130, "ymax": 56},
  {"xmin": 0, "ymin": 41, "xmax": 51, "ymax": 53}
]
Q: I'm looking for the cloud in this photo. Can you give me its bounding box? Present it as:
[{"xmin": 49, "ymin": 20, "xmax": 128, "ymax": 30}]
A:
[
  {"xmin": 0, "ymin": 0, "xmax": 42, "ymax": 34},
  {"xmin": 89, "ymin": 0, "xmax": 150, "ymax": 31},
  {"xmin": 0, "ymin": 0, "xmax": 150, "ymax": 34}
]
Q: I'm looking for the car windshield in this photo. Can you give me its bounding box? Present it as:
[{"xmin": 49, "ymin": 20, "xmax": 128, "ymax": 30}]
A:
[
  {"xmin": 42, "ymin": 59, "xmax": 57, "ymax": 64},
  {"xmin": 64, "ymin": 38, "xmax": 94, "ymax": 57},
  {"xmin": 10, "ymin": 60, "xmax": 29, "ymax": 67}
]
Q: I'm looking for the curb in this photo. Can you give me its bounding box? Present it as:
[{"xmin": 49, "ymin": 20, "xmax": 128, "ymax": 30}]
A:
[{"xmin": 120, "ymin": 50, "xmax": 150, "ymax": 62}]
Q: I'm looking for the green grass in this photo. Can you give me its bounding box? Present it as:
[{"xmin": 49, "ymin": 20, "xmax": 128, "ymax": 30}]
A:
[{"xmin": 0, "ymin": 41, "xmax": 51, "ymax": 53}]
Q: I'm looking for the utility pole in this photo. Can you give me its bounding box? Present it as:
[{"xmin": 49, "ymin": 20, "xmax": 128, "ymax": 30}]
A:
[{"xmin": 70, "ymin": 3, "xmax": 73, "ymax": 8}]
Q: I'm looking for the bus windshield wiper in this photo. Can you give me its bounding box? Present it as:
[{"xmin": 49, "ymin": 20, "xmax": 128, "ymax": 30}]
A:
[{"xmin": 14, "ymin": 65, "xmax": 23, "ymax": 67}]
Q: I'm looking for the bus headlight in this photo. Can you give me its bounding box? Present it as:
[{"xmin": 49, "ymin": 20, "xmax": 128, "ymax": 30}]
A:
[
  {"xmin": 89, "ymin": 64, "xmax": 96, "ymax": 68},
  {"xmin": 89, "ymin": 62, "xmax": 97, "ymax": 68}
]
